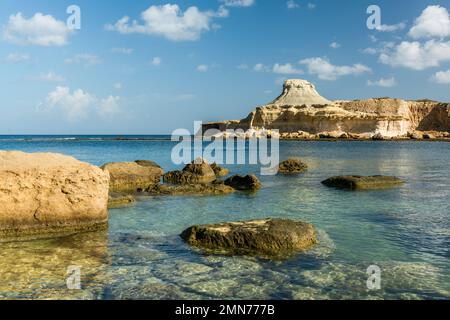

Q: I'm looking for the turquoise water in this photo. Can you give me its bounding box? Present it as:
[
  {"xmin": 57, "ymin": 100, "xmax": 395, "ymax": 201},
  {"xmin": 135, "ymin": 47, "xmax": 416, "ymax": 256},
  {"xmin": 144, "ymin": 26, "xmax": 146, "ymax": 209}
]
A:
[{"xmin": 0, "ymin": 136, "xmax": 449, "ymax": 300}]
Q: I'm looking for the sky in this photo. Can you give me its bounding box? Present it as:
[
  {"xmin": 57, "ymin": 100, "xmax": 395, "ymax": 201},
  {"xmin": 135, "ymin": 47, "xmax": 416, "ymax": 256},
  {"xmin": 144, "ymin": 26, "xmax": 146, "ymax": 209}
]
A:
[{"xmin": 1, "ymin": 0, "xmax": 450, "ymax": 134}]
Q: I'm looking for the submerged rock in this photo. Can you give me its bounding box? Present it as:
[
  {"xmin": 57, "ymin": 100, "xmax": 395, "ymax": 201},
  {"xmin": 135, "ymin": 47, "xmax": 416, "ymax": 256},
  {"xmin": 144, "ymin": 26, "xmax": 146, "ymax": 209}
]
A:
[
  {"xmin": 163, "ymin": 159, "xmax": 216, "ymax": 184},
  {"xmin": 0, "ymin": 151, "xmax": 109, "ymax": 239},
  {"xmin": 322, "ymin": 175, "xmax": 404, "ymax": 190},
  {"xmin": 180, "ymin": 218, "xmax": 317, "ymax": 258},
  {"xmin": 224, "ymin": 174, "xmax": 261, "ymax": 191},
  {"xmin": 108, "ymin": 193, "xmax": 136, "ymax": 208},
  {"xmin": 278, "ymin": 158, "xmax": 308, "ymax": 175},
  {"xmin": 101, "ymin": 161, "xmax": 163, "ymax": 192},
  {"xmin": 146, "ymin": 182, "xmax": 235, "ymax": 196}
]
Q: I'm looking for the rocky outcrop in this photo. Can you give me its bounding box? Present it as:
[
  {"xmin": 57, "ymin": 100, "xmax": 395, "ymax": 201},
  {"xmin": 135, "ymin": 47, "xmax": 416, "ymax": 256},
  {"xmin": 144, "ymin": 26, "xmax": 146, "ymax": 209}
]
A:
[
  {"xmin": 101, "ymin": 161, "xmax": 163, "ymax": 192},
  {"xmin": 203, "ymin": 79, "xmax": 450, "ymax": 139},
  {"xmin": 278, "ymin": 158, "xmax": 308, "ymax": 175},
  {"xmin": 0, "ymin": 151, "xmax": 109, "ymax": 239},
  {"xmin": 322, "ymin": 175, "xmax": 404, "ymax": 190},
  {"xmin": 163, "ymin": 159, "xmax": 216, "ymax": 184},
  {"xmin": 180, "ymin": 218, "xmax": 317, "ymax": 257},
  {"xmin": 210, "ymin": 163, "xmax": 229, "ymax": 177},
  {"xmin": 224, "ymin": 174, "xmax": 261, "ymax": 191}
]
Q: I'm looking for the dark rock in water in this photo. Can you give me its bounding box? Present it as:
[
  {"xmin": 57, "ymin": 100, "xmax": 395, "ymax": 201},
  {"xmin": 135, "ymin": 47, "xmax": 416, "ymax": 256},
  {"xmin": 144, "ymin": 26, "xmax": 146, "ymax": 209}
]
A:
[
  {"xmin": 322, "ymin": 175, "xmax": 404, "ymax": 190},
  {"xmin": 278, "ymin": 158, "xmax": 308, "ymax": 175},
  {"xmin": 210, "ymin": 163, "xmax": 229, "ymax": 177},
  {"xmin": 108, "ymin": 193, "xmax": 136, "ymax": 208},
  {"xmin": 163, "ymin": 158, "xmax": 216, "ymax": 184},
  {"xmin": 146, "ymin": 182, "xmax": 235, "ymax": 196},
  {"xmin": 224, "ymin": 175, "xmax": 261, "ymax": 191},
  {"xmin": 134, "ymin": 160, "xmax": 162, "ymax": 169},
  {"xmin": 180, "ymin": 218, "xmax": 317, "ymax": 258},
  {"xmin": 101, "ymin": 161, "xmax": 163, "ymax": 192}
]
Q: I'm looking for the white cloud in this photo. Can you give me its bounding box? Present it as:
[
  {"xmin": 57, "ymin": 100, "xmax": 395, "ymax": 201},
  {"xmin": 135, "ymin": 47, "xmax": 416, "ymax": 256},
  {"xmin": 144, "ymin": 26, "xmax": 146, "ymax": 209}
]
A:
[
  {"xmin": 112, "ymin": 47, "xmax": 134, "ymax": 54},
  {"xmin": 362, "ymin": 47, "xmax": 378, "ymax": 55},
  {"xmin": 375, "ymin": 22, "xmax": 406, "ymax": 32},
  {"xmin": 65, "ymin": 54, "xmax": 101, "ymax": 67},
  {"xmin": 367, "ymin": 77, "xmax": 397, "ymax": 87},
  {"xmin": 237, "ymin": 64, "xmax": 249, "ymax": 70},
  {"xmin": 197, "ymin": 64, "xmax": 209, "ymax": 72},
  {"xmin": 273, "ymin": 63, "xmax": 303, "ymax": 74},
  {"xmin": 43, "ymin": 86, "xmax": 95, "ymax": 121},
  {"xmin": 105, "ymin": 4, "xmax": 228, "ymax": 42},
  {"xmin": 409, "ymin": 5, "xmax": 450, "ymax": 39},
  {"xmin": 432, "ymin": 69, "xmax": 450, "ymax": 84},
  {"xmin": 330, "ymin": 42, "xmax": 341, "ymax": 49},
  {"xmin": 38, "ymin": 71, "xmax": 65, "ymax": 82},
  {"xmin": 221, "ymin": 0, "xmax": 255, "ymax": 7},
  {"xmin": 254, "ymin": 63, "xmax": 269, "ymax": 72},
  {"xmin": 379, "ymin": 40, "xmax": 450, "ymax": 70},
  {"xmin": 114, "ymin": 82, "xmax": 123, "ymax": 90},
  {"xmin": 2, "ymin": 53, "xmax": 30, "ymax": 63},
  {"xmin": 3, "ymin": 12, "xmax": 71, "ymax": 46},
  {"xmin": 287, "ymin": 0, "xmax": 300, "ymax": 9},
  {"xmin": 99, "ymin": 96, "xmax": 120, "ymax": 116},
  {"xmin": 300, "ymin": 57, "xmax": 371, "ymax": 80},
  {"xmin": 152, "ymin": 56, "xmax": 162, "ymax": 66}
]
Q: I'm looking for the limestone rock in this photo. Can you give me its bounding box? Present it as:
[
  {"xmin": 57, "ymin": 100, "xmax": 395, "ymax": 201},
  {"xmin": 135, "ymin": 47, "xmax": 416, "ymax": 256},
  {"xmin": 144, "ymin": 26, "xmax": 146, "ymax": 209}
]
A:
[
  {"xmin": 180, "ymin": 218, "xmax": 317, "ymax": 257},
  {"xmin": 278, "ymin": 158, "xmax": 308, "ymax": 175},
  {"xmin": 322, "ymin": 175, "xmax": 404, "ymax": 190},
  {"xmin": 101, "ymin": 161, "xmax": 163, "ymax": 192},
  {"xmin": 0, "ymin": 151, "xmax": 109, "ymax": 239},
  {"xmin": 224, "ymin": 174, "xmax": 261, "ymax": 191},
  {"xmin": 270, "ymin": 79, "xmax": 331, "ymax": 106},
  {"xmin": 163, "ymin": 159, "xmax": 216, "ymax": 184}
]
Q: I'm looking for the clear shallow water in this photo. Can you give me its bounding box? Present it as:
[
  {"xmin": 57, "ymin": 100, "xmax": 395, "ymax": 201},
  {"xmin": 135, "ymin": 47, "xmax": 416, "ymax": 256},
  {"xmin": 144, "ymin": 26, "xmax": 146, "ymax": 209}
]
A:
[{"xmin": 0, "ymin": 136, "xmax": 449, "ymax": 300}]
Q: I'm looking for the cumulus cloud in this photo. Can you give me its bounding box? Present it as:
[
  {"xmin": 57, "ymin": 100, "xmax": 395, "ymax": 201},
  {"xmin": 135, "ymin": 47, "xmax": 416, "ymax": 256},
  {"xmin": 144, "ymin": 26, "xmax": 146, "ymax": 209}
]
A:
[
  {"xmin": 41, "ymin": 87, "xmax": 120, "ymax": 121},
  {"xmin": 2, "ymin": 53, "xmax": 30, "ymax": 63},
  {"xmin": 330, "ymin": 42, "xmax": 341, "ymax": 49},
  {"xmin": 3, "ymin": 12, "xmax": 71, "ymax": 46},
  {"xmin": 273, "ymin": 63, "xmax": 303, "ymax": 74},
  {"xmin": 431, "ymin": 69, "xmax": 450, "ymax": 84},
  {"xmin": 65, "ymin": 54, "xmax": 101, "ymax": 67},
  {"xmin": 379, "ymin": 40, "xmax": 450, "ymax": 70},
  {"xmin": 105, "ymin": 4, "xmax": 228, "ymax": 41},
  {"xmin": 367, "ymin": 77, "xmax": 397, "ymax": 87},
  {"xmin": 287, "ymin": 0, "xmax": 300, "ymax": 9},
  {"xmin": 300, "ymin": 57, "xmax": 371, "ymax": 80},
  {"xmin": 375, "ymin": 22, "xmax": 406, "ymax": 32},
  {"xmin": 221, "ymin": 0, "xmax": 255, "ymax": 7},
  {"xmin": 409, "ymin": 5, "xmax": 450, "ymax": 39}
]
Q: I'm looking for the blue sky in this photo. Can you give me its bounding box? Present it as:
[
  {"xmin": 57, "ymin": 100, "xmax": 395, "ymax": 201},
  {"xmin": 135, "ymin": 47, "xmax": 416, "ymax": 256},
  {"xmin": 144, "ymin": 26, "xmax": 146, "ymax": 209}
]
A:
[{"xmin": 1, "ymin": 0, "xmax": 450, "ymax": 134}]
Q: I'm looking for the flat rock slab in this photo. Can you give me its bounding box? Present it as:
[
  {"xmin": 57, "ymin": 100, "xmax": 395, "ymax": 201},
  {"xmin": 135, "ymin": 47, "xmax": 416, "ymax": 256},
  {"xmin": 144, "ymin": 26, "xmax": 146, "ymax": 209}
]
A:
[
  {"xmin": 146, "ymin": 183, "xmax": 235, "ymax": 196},
  {"xmin": 322, "ymin": 175, "xmax": 404, "ymax": 190},
  {"xmin": 278, "ymin": 158, "xmax": 308, "ymax": 175},
  {"xmin": 181, "ymin": 218, "xmax": 317, "ymax": 258}
]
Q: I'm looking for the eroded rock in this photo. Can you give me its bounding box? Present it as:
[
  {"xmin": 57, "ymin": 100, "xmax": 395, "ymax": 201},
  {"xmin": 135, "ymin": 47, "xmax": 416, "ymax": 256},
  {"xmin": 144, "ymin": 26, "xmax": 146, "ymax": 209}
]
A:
[
  {"xmin": 322, "ymin": 175, "xmax": 404, "ymax": 190},
  {"xmin": 278, "ymin": 158, "xmax": 308, "ymax": 175},
  {"xmin": 224, "ymin": 174, "xmax": 261, "ymax": 191},
  {"xmin": 163, "ymin": 159, "xmax": 216, "ymax": 184}
]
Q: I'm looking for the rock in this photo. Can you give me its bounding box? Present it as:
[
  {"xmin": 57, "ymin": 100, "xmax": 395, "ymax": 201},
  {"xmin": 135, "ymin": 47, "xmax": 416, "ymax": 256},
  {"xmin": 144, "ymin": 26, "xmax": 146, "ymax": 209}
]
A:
[
  {"xmin": 408, "ymin": 131, "xmax": 423, "ymax": 140},
  {"xmin": 372, "ymin": 133, "xmax": 388, "ymax": 141},
  {"xmin": 278, "ymin": 158, "xmax": 308, "ymax": 175},
  {"xmin": 322, "ymin": 175, "xmax": 404, "ymax": 190},
  {"xmin": 163, "ymin": 158, "xmax": 216, "ymax": 184},
  {"xmin": 202, "ymin": 79, "xmax": 450, "ymax": 139},
  {"xmin": 134, "ymin": 160, "xmax": 161, "ymax": 168},
  {"xmin": 423, "ymin": 133, "xmax": 435, "ymax": 139},
  {"xmin": 180, "ymin": 218, "xmax": 317, "ymax": 257},
  {"xmin": 224, "ymin": 174, "xmax": 261, "ymax": 191},
  {"xmin": 108, "ymin": 193, "xmax": 136, "ymax": 208},
  {"xmin": 101, "ymin": 161, "xmax": 163, "ymax": 192},
  {"xmin": 210, "ymin": 163, "xmax": 229, "ymax": 177},
  {"xmin": 0, "ymin": 151, "xmax": 109, "ymax": 239},
  {"xmin": 146, "ymin": 182, "xmax": 235, "ymax": 196}
]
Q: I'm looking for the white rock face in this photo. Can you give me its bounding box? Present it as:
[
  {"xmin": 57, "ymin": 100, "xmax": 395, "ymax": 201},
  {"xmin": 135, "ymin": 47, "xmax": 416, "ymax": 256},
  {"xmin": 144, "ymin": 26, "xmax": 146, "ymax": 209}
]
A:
[
  {"xmin": 270, "ymin": 79, "xmax": 331, "ymax": 106},
  {"xmin": 0, "ymin": 151, "xmax": 110, "ymax": 239}
]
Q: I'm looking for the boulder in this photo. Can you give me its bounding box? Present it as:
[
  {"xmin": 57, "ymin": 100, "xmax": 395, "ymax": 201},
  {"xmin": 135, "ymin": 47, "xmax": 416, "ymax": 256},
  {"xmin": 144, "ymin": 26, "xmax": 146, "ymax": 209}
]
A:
[
  {"xmin": 278, "ymin": 158, "xmax": 308, "ymax": 175},
  {"xmin": 0, "ymin": 151, "xmax": 109, "ymax": 239},
  {"xmin": 180, "ymin": 218, "xmax": 317, "ymax": 257},
  {"xmin": 101, "ymin": 161, "xmax": 163, "ymax": 192},
  {"xmin": 224, "ymin": 174, "xmax": 261, "ymax": 191},
  {"xmin": 163, "ymin": 159, "xmax": 216, "ymax": 184},
  {"xmin": 210, "ymin": 163, "xmax": 229, "ymax": 177},
  {"xmin": 322, "ymin": 175, "xmax": 404, "ymax": 190}
]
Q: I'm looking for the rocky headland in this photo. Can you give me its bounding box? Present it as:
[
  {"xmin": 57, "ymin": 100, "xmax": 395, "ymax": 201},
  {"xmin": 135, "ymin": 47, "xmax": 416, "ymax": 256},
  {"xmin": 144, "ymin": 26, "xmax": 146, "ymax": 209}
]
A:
[{"xmin": 203, "ymin": 79, "xmax": 450, "ymax": 141}]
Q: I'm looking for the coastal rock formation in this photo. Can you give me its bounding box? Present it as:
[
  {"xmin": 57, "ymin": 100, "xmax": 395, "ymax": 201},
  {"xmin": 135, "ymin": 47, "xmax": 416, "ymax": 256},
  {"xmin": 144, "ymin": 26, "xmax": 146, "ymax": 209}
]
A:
[
  {"xmin": 278, "ymin": 158, "xmax": 308, "ymax": 175},
  {"xmin": 163, "ymin": 159, "xmax": 216, "ymax": 184},
  {"xmin": 0, "ymin": 151, "xmax": 109, "ymax": 239},
  {"xmin": 224, "ymin": 174, "xmax": 261, "ymax": 191},
  {"xmin": 101, "ymin": 160, "xmax": 163, "ymax": 192},
  {"xmin": 203, "ymin": 79, "xmax": 450, "ymax": 139},
  {"xmin": 147, "ymin": 182, "xmax": 235, "ymax": 196},
  {"xmin": 322, "ymin": 175, "xmax": 404, "ymax": 190},
  {"xmin": 210, "ymin": 163, "xmax": 229, "ymax": 177},
  {"xmin": 180, "ymin": 218, "xmax": 317, "ymax": 257}
]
